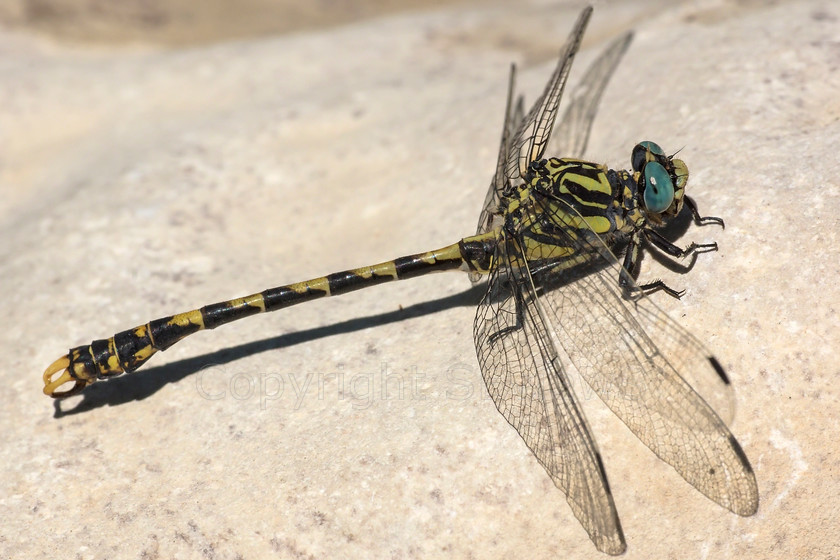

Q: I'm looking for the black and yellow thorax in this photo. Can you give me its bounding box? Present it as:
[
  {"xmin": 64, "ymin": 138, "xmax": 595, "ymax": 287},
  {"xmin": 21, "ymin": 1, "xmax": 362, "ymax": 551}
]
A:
[
  {"xmin": 459, "ymin": 142, "xmax": 689, "ymax": 279},
  {"xmin": 496, "ymin": 158, "xmax": 640, "ymax": 267}
]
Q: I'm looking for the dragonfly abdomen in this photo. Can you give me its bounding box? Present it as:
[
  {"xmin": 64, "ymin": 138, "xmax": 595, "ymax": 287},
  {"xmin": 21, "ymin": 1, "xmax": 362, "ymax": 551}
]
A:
[{"xmin": 43, "ymin": 239, "xmax": 494, "ymax": 398}]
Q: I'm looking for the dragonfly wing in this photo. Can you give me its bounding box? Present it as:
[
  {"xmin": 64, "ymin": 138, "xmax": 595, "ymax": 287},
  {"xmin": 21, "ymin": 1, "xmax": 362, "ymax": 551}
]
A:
[
  {"xmin": 508, "ymin": 6, "xmax": 593, "ymax": 183},
  {"xmin": 547, "ymin": 31, "xmax": 633, "ymax": 160},
  {"xmin": 531, "ymin": 199, "xmax": 758, "ymax": 516},
  {"xmin": 474, "ymin": 231, "xmax": 627, "ymax": 555},
  {"xmin": 473, "ymin": 7, "xmax": 593, "ymax": 281},
  {"xmin": 630, "ymin": 296, "xmax": 736, "ymax": 425},
  {"xmin": 474, "ymin": 64, "xmax": 524, "ymax": 241},
  {"xmin": 511, "ymin": 89, "xmax": 525, "ymax": 140}
]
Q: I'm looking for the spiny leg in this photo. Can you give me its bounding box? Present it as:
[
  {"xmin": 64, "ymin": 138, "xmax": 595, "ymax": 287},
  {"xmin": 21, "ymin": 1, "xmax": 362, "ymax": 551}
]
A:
[
  {"xmin": 644, "ymin": 228, "xmax": 718, "ymax": 260},
  {"xmin": 684, "ymin": 195, "xmax": 725, "ymax": 228},
  {"xmin": 619, "ymin": 225, "xmax": 721, "ymax": 300},
  {"xmin": 486, "ymin": 277, "xmax": 529, "ymax": 346}
]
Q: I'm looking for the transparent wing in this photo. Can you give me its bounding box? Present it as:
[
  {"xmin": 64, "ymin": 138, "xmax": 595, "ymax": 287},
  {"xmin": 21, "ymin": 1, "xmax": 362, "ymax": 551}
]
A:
[
  {"xmin": 508, "ymin": 6, "xmax": 592, "ymax": 184},
  {"xmin": 474, "ymin": 231, "xmax": 627, "ymax": 555},
  {"xmin": 547, "ymin": 31, "xmax": 633, "ymax": 160},
  {"xmin": 631, "ymin": 297, "xmax": 736, "ymax": 425},
  {"xmin": 473, "ymin": 6, "xmax": 594, "ymax": 275},
  {"xmin": 476, "ymin": 30, "xmax": 631, "ymax": 242},
  {"xmin": 474, "ymin": 64, "xmax": 525, "ymax": 242},
  {"xmin": 528, "ymin": 199, "xmax": 758, "ymax": 516}
]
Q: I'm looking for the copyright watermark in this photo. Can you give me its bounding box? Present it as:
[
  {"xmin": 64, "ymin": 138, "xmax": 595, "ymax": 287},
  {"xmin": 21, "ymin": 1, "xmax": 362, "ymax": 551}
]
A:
[
  {"xmin": 194, "ymin": 358, "xmax": 625, "ymax": 411},
  {"xmin": 195, "ymin": 362, "xmax": 482, "ymax": 410}
]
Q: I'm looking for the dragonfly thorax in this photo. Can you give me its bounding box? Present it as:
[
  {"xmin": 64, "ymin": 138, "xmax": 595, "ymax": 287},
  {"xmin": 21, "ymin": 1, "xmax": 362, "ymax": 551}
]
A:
[
  {"xmin": 511, "ymin": 157, "xmax": 631, "ymax": 240},
  {"xmin": 496, "ymin": 144, "xmax": 692, "ymax": 269}
]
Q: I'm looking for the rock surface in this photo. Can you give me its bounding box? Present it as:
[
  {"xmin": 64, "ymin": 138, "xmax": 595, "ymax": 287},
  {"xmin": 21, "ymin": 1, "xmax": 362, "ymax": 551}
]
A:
[{"xmin": 1, "ymin": 0, "xmax": 838, "ymax": 558}]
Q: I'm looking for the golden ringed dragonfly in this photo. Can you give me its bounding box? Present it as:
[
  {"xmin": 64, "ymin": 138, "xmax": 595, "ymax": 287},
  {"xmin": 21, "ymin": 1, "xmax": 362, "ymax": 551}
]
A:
[{"xmin": 43, "ymin": 6, "xmax": 758, "ymax": 554}]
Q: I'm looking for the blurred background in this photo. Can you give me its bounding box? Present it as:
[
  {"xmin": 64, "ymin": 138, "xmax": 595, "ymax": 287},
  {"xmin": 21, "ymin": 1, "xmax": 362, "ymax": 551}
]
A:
[{"xmin": 0, "ymin": 0, "xmax": 476, "ymax": 45}]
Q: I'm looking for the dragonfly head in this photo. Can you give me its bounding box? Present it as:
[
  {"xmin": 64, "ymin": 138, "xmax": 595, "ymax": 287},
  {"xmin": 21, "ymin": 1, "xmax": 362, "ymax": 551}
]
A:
[{"xmin": 631, "ymin": 141, "xmax": 688, "ymax": 224}]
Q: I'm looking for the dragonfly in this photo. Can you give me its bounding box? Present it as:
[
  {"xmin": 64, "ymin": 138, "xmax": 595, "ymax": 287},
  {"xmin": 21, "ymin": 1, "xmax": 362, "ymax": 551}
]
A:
[{"xmin": 42, "ymin": 6, "xmax": 758, "ymax": 555}]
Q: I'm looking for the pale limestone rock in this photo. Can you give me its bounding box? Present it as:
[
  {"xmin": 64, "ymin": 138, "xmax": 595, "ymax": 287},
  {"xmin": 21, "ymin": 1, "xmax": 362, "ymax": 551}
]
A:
[{"xmin": 1, "ymin": 1, "xmax": 836, "ymax": 558}]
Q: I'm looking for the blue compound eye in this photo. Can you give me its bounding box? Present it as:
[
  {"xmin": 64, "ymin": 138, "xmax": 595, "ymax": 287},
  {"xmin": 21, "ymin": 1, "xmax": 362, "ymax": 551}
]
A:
[
  {"xmin": 640, "ymin": 140, "xmax": 664, "ymax": 155},
  {"xmin": 632, "ymin": 140, "xmax": 665, "ymax": 172},
  {"xmin": 643, "ymin": 161, "xmax": 675, "ymax": 213}
]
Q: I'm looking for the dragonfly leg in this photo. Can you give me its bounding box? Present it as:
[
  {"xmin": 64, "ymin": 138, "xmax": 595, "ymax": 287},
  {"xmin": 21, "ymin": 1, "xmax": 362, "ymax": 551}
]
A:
[
  {"xmin": 486, "ymin": 279, "xmax": 528, "ymax": 345},
  {"xmin": 620, "ymin": 197, "xmax": 724, "ymax": 300},
  {"xmin": 619, "ymin": 231, "xmax": 686, "ymax": 300},
  {"xmin": 644, "ymin": 229, "xmax": 718, "ymax": 260},
  {"xmin": 684, "ymin": 195, "xmax": 725, "ymax": 228},
  {"xmin": 632, "ymin": 279, "xmax": 685, "ymax": 299}
]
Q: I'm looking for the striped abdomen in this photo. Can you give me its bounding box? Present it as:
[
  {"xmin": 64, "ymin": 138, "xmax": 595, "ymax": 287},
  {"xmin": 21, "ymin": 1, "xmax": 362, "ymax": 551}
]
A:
[{"xmin": 43, "ymin": 235, "xmax": 496, "ymax": 398}]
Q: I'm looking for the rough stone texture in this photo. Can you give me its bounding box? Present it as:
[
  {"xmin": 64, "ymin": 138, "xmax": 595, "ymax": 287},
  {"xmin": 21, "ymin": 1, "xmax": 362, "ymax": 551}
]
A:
[{"xmin": 1, "ymin": 1, "xmax": 838, "ymax": 558}]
